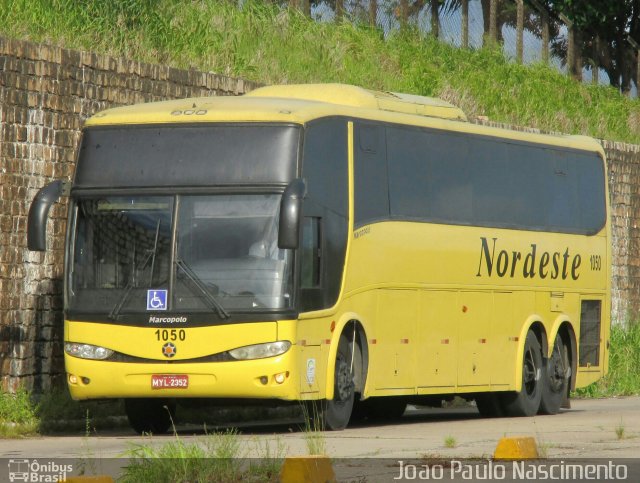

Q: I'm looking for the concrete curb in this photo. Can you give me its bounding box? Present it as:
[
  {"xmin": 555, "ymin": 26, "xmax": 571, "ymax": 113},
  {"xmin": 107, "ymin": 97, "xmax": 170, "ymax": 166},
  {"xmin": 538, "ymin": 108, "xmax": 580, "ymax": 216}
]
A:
[
  {"xmin": 494, "ymin": 436, "xmax": 539, "ymax": 459},
  {"xmin": 280, "ymin": 455, "xmax": 336, "ymax": 483}
]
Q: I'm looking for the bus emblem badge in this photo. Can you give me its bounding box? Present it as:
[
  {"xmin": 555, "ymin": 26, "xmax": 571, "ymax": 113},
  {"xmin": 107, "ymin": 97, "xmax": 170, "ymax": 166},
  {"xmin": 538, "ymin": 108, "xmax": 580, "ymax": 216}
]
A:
[{"xmin": 162, "ymin": 342, "xmax": 177, "ymax": 358}]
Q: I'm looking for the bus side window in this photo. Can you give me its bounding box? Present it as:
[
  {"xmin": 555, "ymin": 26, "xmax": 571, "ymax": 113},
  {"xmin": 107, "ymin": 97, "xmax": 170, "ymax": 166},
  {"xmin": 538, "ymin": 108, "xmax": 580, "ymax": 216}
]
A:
[{"xmin": 301, "ymin": 217, "xmax": 321, "ymax": 288}]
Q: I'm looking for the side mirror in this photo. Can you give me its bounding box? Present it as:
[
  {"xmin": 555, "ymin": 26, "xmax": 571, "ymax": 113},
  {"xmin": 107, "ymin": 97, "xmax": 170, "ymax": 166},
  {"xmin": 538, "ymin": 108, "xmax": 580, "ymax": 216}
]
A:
[
  {"xmin": 278, "ymin": 178, "xmax": 306, "ymax": 249},
  {"xmin": 27, "ymin": 180, "xmax": 70, "ymax": 251}
]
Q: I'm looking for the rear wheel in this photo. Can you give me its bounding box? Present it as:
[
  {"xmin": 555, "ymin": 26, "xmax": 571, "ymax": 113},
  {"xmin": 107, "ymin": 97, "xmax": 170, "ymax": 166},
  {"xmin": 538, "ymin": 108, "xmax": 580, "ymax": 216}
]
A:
[
  {"xmin": 539, "ymin": 333, "xmax": 570, "ymax": 415},
  {"xmin": 502, "ymin": 331, "xmax": 543, "ymax": 417},
  {"xmin": 125, "ymin": 398, "xmax": 175, "ymax": 434}
]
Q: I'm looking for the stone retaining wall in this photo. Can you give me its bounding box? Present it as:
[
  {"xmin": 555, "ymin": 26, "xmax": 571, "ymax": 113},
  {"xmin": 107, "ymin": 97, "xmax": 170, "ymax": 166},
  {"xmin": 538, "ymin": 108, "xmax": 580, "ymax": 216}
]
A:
[{"xmin": 0, "ymin": 37, "xmax": 258, "ymax": 391}]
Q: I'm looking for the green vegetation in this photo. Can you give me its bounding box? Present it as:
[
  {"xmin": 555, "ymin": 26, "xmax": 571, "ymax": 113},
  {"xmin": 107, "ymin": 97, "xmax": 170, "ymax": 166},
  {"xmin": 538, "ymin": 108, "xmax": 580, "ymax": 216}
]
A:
[
  {"xmin": 575, "ymin": 322, "xmax": 640, "ymax": 397},
  {"xmin": 444, "ymin": 435, "xmax": 457, "ymax": 448},
  {"xmin": 36, "ymin": 387, "xmax": 126, "ymax": 433},
  {"xmin": 1, "ymin": 0, "xmax": 639, "ymax": 143},
  {"xmin": 615, "ymin": 420, "xmax": 626, "ymax": 440},
  {"xmin": 121, "ymin": 429, "xmax": 284, "ymax": 482},
  {"xmin": 0, "ymin": 386, "xmax": 126, "ymax": 437},
  {"xmin": 301, "ymin": 402, "xmax": 327, "ymax": 455},
  {"xmin": 0, "ymin": 386, "xmax": 38, "ymax": 437}
]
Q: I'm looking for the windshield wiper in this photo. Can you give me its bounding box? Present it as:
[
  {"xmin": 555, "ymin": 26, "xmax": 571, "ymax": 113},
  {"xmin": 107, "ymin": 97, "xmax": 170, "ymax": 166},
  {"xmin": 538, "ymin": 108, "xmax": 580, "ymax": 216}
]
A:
[
  {"xmin": 175, "ymin": 258, "xmax": 230, "ymax": 319},
  {"xmin": 109, "ymin": 219, "xmax": 161, "ymax": 320}
]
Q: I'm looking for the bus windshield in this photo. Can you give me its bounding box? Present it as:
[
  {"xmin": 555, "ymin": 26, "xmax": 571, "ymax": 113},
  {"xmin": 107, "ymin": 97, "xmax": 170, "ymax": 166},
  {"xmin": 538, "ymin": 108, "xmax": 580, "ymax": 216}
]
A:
[{"xmin": 69, "ymin": 194, "xmax": 293, "ymax": 317}]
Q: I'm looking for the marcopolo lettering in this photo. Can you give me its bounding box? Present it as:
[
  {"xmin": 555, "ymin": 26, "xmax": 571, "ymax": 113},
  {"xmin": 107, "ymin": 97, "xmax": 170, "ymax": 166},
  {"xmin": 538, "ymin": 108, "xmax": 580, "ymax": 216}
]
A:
[
  {"xmin": 476, "ymin": 237, "xmax": 581, "ymax": 280},
  {"xmin": 149, "ymin": 316, "xmax": 188, "ymax": 324}
]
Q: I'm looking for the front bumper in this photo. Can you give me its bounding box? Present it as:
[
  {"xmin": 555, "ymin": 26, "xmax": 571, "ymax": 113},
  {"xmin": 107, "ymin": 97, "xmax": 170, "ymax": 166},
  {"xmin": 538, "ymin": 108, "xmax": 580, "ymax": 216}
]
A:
[{"xmin": 65, "ymin": 349, "xmax": 298, "ymax": 400}]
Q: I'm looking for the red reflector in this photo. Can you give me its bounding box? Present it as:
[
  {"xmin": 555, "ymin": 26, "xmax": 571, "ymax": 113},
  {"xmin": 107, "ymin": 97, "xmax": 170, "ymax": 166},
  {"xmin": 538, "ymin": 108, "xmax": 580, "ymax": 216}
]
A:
[
  {"xmin": 441, "ymin": 339, "xmax": 449, "ymax": 344},
  {"xmin": 400, "ymin": 338, "xmax": 409, "ymax": 344}
]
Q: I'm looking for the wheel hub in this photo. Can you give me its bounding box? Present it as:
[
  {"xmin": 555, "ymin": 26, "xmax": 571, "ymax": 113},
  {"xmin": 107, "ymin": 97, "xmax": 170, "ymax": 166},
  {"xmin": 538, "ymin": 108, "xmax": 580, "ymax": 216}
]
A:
[{"xmin": 548, "ymin": 343, "xmax": 566, "ymax": 392}]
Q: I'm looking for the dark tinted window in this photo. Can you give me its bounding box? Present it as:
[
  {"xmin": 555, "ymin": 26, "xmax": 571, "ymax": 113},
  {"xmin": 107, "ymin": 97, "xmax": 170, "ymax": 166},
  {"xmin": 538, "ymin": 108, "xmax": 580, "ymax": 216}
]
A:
[
  {"xmin": 302, "ymin": 119, "xmax": 348, "ymax": 216},
  {"xmin": 300, "ymin": 119, "xmax": 349, "ymax": 311},
  {"xmin": 75, "ymin": 124, "xmax": 300, "ymax": 189},
  {"xmin": 384, "ymin": 126, "xmax": 606, "ymax": 234},
  {"xmin": 354, "ymin": 123, "xmax": 389, "ymax": 226}
]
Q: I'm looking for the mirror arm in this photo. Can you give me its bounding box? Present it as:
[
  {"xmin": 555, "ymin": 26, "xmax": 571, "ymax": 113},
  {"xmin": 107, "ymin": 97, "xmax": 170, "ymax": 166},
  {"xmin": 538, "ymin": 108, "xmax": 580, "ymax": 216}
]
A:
[{"xmin": 27, "ymin": 179, "xmax": 70, "ymax": 251}]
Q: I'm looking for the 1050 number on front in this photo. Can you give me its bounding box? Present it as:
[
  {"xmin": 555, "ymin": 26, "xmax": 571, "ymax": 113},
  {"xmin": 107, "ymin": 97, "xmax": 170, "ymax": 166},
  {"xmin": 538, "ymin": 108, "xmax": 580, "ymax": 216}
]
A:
[{"xmin": 155, "ymin": 329, "xmax": 186, "ymax": 341}]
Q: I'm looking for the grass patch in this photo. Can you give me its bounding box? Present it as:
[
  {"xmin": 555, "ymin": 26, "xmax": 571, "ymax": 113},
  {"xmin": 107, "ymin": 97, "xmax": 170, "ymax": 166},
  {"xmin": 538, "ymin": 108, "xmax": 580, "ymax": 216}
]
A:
[
  {"xmin": 0, "ymin": 386, "xmax": 39, "ymax": 437},
  {"xmin": 36, "ymin": 387, "xmax": 126, "ymax": 433},
  {"xmin": 0, "ymin": 0, "xmax": 638, "ymax": 143},
  {"xmin": 444, "ymin": 435, "xmax": 457, "ymax": 448},
  {"xmin": 300, "ymin": 402, "xmax": 327, "ymax": 455},
  {"xmin": 0, "ymin": 385, "xmax": 125, "ymax": 436},
  {"xmin": 575, "ymin": 322, "xmax": 640, "ymax": 398},
  {"xmin": 121, "ymin": 429, "xmax": 285, "ymax": 482}
]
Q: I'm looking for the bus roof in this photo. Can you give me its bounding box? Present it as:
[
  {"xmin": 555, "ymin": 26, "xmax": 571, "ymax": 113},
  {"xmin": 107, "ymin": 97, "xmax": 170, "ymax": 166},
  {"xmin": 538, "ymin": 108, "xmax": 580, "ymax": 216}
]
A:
[
  {"xmin": 84, "ymin": 83, "xmax": 604, "ymax": 156},
  {"xmin": 245, "ymin": 84, "xmax": 467, "ymax": 120}
]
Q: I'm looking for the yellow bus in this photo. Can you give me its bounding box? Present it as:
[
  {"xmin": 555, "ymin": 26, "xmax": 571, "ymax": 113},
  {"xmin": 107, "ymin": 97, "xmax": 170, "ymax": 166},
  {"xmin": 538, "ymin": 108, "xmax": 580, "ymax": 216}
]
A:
[{"xmin": 28, "ymin": 84, "xmax": 610, "ymax": 433}]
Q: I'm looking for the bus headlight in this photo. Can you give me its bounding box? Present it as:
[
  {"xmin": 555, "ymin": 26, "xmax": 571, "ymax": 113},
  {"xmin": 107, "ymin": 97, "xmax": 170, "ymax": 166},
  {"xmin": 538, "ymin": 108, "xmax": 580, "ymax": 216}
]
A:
[
  {"xmin": 65, "ymin": 342, "xmax": 114, "ymax": 360},
  {"xmin": 228, "ymin": 341, "xmax": 291, "ymax": 360}
]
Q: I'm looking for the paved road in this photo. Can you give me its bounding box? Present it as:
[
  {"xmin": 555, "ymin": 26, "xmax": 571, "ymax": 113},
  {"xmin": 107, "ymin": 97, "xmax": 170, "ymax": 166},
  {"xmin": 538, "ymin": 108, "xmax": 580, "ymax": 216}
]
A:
[{"xmin": 1, "ymin": 396, "xmax": 638, "ymax": 460}]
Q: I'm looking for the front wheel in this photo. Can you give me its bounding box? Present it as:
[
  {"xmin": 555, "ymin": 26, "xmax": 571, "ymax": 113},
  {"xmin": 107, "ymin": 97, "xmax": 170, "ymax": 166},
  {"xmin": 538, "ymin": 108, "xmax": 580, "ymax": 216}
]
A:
[
  {"xmin": 502, "ymin": 331, "xmax": 543, "ymax": 417},
  {"xmin": 307, "ymin": 334, "xmax": 355, "ymax": 431},
  {"xmin": 539, "ymin": 333, "xmax": 570, "ymax": 415}
]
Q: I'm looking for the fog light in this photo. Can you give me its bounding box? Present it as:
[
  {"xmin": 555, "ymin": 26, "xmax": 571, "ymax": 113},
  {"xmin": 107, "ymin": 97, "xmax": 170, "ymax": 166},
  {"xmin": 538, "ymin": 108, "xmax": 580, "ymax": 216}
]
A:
[
  {"xmin": 260, "ymin": 376, "xmax": 268, "ymax": 385},
  {"xmin": 274, "ymin": 372, "xmax": 286, "ymax": 384},
  {"xmin": 68, "ymin": 374, "xmax": 78, "ymax": 385},
  {"xmin": 81, "ymin": 377, "xmax": 91, "ymax": 385}
]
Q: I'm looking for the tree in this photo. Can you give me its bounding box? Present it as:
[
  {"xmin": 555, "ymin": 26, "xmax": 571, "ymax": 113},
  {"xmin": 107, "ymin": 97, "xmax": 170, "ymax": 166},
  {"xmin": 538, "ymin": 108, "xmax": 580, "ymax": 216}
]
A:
[{"xmin": 547, "ymin": 0, "xmax": 640, "ymax": 92}]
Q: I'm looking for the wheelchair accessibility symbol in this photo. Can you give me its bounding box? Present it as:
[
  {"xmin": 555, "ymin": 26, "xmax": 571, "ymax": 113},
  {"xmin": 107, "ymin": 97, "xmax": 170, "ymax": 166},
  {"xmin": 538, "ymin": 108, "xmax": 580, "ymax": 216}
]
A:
[{"xmin": 147, "ymin": 290, "xmax": 168, "ymax": 311}]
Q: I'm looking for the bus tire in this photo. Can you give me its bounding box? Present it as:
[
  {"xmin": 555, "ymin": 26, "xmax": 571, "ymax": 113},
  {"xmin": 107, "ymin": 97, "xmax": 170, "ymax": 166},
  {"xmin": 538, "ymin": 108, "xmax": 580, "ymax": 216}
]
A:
[
  {"xmin": 503, "ymin": 331, "xmax": 543, "ymax": 417},
  {"xmin": 539, "ymin": 333, "xmax": 570, "ymax": 415},
  {"xmin": 322, "ymin": 334, "xmax": 355, "ymax": 430},
  {"xmin": 125, "ymin": 398, "xmax": 175, "ymax": 434}
]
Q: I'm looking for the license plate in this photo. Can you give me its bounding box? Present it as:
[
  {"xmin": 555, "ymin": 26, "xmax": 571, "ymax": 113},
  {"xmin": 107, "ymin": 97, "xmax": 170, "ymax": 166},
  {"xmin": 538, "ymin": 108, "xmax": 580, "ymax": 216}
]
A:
[{"xmin": 151, "ymin": 374, "xmax": 189, "ymax": 389}]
